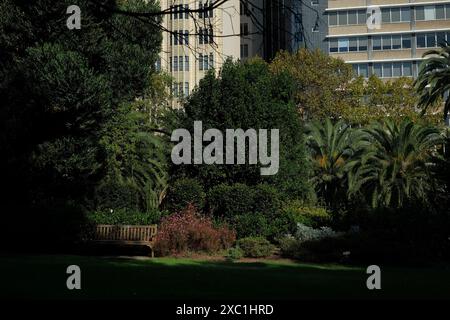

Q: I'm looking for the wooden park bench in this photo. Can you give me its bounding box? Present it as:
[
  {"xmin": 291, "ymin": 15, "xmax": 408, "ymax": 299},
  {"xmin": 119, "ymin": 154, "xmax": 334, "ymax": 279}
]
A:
[{"xmin": 90, "ymin": 225, "xmax": 157, "ymax": 257}]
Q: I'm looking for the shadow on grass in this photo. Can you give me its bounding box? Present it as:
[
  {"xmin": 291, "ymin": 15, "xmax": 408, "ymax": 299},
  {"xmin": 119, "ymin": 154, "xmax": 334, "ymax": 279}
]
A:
[{"xmin": 1, "ymin": 254, "xmax": 449, "ymax": 300}]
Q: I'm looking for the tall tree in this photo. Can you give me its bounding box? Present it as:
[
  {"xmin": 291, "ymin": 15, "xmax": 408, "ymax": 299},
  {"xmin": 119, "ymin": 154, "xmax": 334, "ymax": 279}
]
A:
[
  {"xmin": 0, "ymin": 0, "xmax": 164, "ymax": 242},
  {"xmin": 415, "ymin": 43, "xmax": 450, "ymax": 125},
  {"xmin": 348, "ymin": 120, "xmax": 443, "ymax": 208},
  {"xmin": 175, "ymin": 58, "xmax": 313, "ymax": 200}
]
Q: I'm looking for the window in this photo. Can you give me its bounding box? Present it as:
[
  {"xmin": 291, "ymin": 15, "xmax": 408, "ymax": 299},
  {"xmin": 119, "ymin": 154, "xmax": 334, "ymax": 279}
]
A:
[
  {"xmin": 178, "ymin": 55, "xmax": 183, "ymax": 71},
  {"xmin": 209, "ymin": 53, "xmax": 214, "ymax": 69},
  {"xmin": 169, "ymin": 57, "xmax": 172, "ymax": 71},
  {"xmin": 348, "ymin": 11, "xmax": 357, "ymax": 25},
  {"xmin": 184, "ymin": 82, "xmax": 189, "ymax": 97},
  {"xmin": 437, "ymin": 32, "xmax": 446, "ymax": 46},
  {"xmin": 338, "ymin": 11, "xmax": 347, "ymax": 25},
  {"xmin": 382, "ymin": 35, "xmax": 392, "ymax": 50},
  {"xmin": 391, "ymin": 8, "xmax": 400, "ymax": 22},
  {"xmin": 373, "ymin": 63, "xmax": 382, "ymax": 77},
  {"xmin": 338, "ymin": 38, "xmax": 349, "ymax": 52},
  {"xmin": 393, "ymin": 62, "xmax": 402, "ymax": 77},
  {"xmin": 360, "ymin": 64, "xmax": 368, "ymax": 78},
  {"xmin": 383, "ymin": 63, "xmax": 392, "ymax": 78},
  {"xmin": 185, "ymin": 56, "xmax": 189, "ymax": 71},
  {"xmin": 403, "ymin": 62, "xmax": 412, "ymax": 76},
  {"xmin": 402, "ymin": 35, "xmax": 411, "ymax": 49},
  {"xmin": 184, "ymin": 31, "xmax": 189, "ymax": 45},
  {"xmin": 392, "ymin": 35, "xmax": 401, "ymax": 50},
  {"xmin": 446, "ymin": 4, "xmax": 450, "ymax": 19},
  {"xmin": 382, "ymin": 9, "xmax": 390, "ymax": 23},
  {"xmin": 352, "ymin": 64, "xmax": 369, "ymax": 78},
  {"xmin": 240, "ymin": 44, "xmax": 249, "ymax": 58},
  {"xmin": 203, "ymin": 54, "xmax": 209, "ymax": 70},
  {"xmin": 155, "ymin": 58, "xmax": 161, "ymax": 72},
  {"xmin": 436, "ymin": 5, "xmax": 445, "ymax": 19},
  {"xmin": 173, "ymin": 56, "xmax": 178, "ymax": 71},
  {"xmin": 424, "ymin": 6, "xmax": 435, "ymax": 20},
  {"xmin": 329, "ymin": 12, "xmax": 337, "ymax": 26},
  {"xmin": 416, "ymin": 6, "xmax": 425, "ymax": 21},
  {"xmin": 329, "ymin": 39, "xmax": 338, "ymax": 53},
  {"xmin": 373, "ymin": 36, "xmax": 381, "ymax": 50},
  {"xmin": 199, "ymin": 54, "xmax": 203, "ymax": 70},
  {"xmin": 417, "ymin": 34, "xmax": 426, "ymax": 48},
  {"xmin": 426, "ymin": 33, "xmax": 436, "ymax": 47},
  {"xmin": 358, "ymin": 10, "xmax": 366, "ymax": 24},
  {"xmin": 358, "ymin": 37, "xmax": 368, "ymax": 51},
  {"xmin": 349, "ymin": 38, "xmax": 358, "ymax": 52},
  {"xmin": 401, "ymin": 7, "xmax": 411, "ymax": 22}
]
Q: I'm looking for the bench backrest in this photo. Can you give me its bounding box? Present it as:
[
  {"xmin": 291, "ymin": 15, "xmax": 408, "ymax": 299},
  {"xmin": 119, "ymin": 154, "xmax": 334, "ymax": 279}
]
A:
[{"xmin": 94, "ymin": 225, "xmax": 157, "ymax": 242}]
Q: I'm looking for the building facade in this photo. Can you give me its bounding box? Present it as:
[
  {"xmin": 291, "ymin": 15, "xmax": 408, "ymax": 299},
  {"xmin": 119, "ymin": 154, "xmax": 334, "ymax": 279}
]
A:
[
  {"xmin": 326, "ymin": 0, "xmax": 450, "ymax": 78},
  {"xmin": 158, "ymin": 0, "xmax": 266, "ymax": 101},
  {"xmin": 292, "ymin": 0, "xmax": 328, "ymax": 53}
]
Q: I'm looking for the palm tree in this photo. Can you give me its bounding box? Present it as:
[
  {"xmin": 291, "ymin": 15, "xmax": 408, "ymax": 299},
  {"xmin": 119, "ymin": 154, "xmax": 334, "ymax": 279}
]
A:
[
  {"xmin": 305, "ymin": 119, "xmax": 366, "ymax": 207},
  {"xmin": 348, "ymin": 119, "xmax": 442, "ymax": 208},
  {"xmin": 415, "ymin": 43, "xmax": 450, "ymax": 125}
]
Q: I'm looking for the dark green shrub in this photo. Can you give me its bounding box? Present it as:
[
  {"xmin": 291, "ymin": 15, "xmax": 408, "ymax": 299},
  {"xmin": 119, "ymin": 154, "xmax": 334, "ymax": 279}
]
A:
[
  {"xmin": 231, "ymin": 211, "xmax": 296, "ymax": 240},
  {"xmin": 226, "ymin": 247, "xmax": 244, "ymax": 261},
  {"xmin": 233, "ymin": 213, "xmax": 270, "ymax": 238},
  {"xmin": 165, "ymin": 178, "xmax": 206, "ymax": 212},
  {"xmin": 93, "ymin": 179, "xmax": 141, "ymax": 211},
  {"xmin": 208, "ymin": 183, "xmax": 255, "ymax": 219},
  {"xmin": 237, "ymin": 237, "xmax": 276, "ymax": 258},
  {"xmin": 87, "ymin": 208, "xmax": 166, "ymax": 225}
]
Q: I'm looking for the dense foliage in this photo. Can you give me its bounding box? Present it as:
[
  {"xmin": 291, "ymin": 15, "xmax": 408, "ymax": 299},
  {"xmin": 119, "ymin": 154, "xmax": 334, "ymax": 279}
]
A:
[{"xmin": 154, "ymin": 205, "xmax": 235, "ymax": 256}]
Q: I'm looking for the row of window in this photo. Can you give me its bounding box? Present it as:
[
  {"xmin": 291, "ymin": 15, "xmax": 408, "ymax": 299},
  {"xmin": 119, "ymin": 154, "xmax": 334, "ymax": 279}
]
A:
[
  {"xmin": 417, "ymin": 32, "xmax": 450, "ymax": 48},
  {"xmin": 199, "ymin": 53, "xmax": 214, "ymax": 71},
  {"xmin": 170, "ymin": 1, "xmax": 214, "ymax": 20},
  {"xmin": 172, "ymin": 82, "xmax": 190, "ymax": 98},
  {"xmin": 199, "ymin": 1, "xmax": 214, "ymax": 18},
  {"xmin": 170, "ymin": 56, "xmax": 189, "ymax": 72},
  {"xmin": 169, "ymin": 28, "xmax": 215, "ymax": 46},
  {"xmin": 330, "ymin": 32, "xmax": 450, "ymax": 53},
  {"xmin": 170, "ymin": 30, "xmax": 189, "ymax": 45},
  {"xmin": 169, "ymin": 54, "xmax": 214, "ymax": 71},
  {"xmin": 352, "ymin": 62, "xmax": 414, "ymax": 78},
  {"xmin": 329, "ymin": 4, "xmax": 450, "ymax": 26},
  {"xmin": 199, "ymin": 27, "xmax": 214, "ymax": 44},
  {"xmin": 416, "ymin": 4, "xmax": 450, "ymax": 21}
]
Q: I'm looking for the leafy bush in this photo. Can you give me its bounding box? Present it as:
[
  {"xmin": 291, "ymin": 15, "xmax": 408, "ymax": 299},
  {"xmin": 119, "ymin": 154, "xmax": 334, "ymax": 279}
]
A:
[
  {"xmin": 86, "ymin": 208, "xmax": 166, "ymax": 225},
  {"xmin": 294, "ymin": 223, "xmax": 343, "ymax": 243},
  {"xmin": 93, "ymin": 179, "xmax": 142, "ymax": 211},
  {"xmin": 282, "ymin": 201, "xmax": 331, "ymax": 228},
  {"xmin": 232, "ymin": 213, "xmax": 269, "ymax": 238},
  {"xmin": 208, "ymin": 183, "xmax": 256, "ymax": 219},
  {"xmin": 165, "ymin": 178, "xmax": 206, "ymax": 212},
  {"xmin": 279, "ymin": 223, "xmax": 344, "ymax": 261},
  {"xmin": 208, "ymin": 183, "xmax": 290, "ymax": 239},
  {"xmin": 154, "ymin": 204, "xmax": 235, "ymax": 256},
  {"xmin": 236, "ymin": 237, "xmax": 276, "ymax": 258},
  {"xmin": 226, "ymin": 247, "xmax": 244, "ymax": 261}
]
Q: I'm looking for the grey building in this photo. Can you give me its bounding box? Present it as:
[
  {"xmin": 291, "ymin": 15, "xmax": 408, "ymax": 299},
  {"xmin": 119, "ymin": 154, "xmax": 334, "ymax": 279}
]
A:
[{"xmin": 291, "ymin": 0, "xmax": 328, "ymax": 53}]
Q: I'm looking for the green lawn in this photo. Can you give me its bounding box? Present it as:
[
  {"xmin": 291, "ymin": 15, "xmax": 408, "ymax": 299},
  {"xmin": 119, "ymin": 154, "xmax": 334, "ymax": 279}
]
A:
[{"xmin": 1, "ymin": 255, "xmax": 449, "ymax": 300}]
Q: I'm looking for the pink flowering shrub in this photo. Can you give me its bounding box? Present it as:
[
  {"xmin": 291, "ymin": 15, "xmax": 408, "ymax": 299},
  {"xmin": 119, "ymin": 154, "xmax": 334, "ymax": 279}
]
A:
[{"xmin": 154, "ymin": 204, "xmax": 236, "ymax": 256}]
